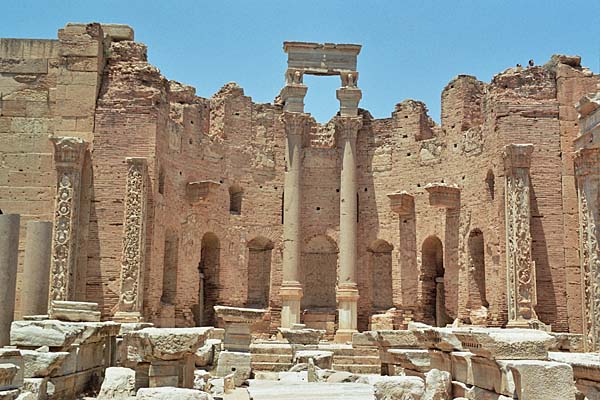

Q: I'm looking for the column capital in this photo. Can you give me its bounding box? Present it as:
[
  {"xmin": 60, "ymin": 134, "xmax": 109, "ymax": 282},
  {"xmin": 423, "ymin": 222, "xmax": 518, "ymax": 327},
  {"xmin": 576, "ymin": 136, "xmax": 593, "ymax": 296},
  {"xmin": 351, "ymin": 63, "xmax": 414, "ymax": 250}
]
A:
[
  {"xmin": 281, "ymin": 112, "xmax": 311, "ymax": 137},
  {"xmin": 574, "ymin": 147, "xmax": 600, "ymax": 177},
  {"xmin": 387, "ymin": 191, "xmax": 415, "ymax": 215},
  {"xmin": 334, "ymin": 116, "xmax": 363, "ymax": 141},
  {"xmin": 503, "ymin": 143, "xmax": 534, "ymax": 173},
  {"xmin": 49, "ymin": 136, "xmax": 88, "ymax": 168}
]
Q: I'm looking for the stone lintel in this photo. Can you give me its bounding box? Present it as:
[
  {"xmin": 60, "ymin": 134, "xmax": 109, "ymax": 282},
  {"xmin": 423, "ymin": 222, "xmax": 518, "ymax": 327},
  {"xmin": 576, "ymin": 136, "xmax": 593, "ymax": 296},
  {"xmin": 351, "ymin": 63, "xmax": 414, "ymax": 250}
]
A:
[
  {"xmin": 503, "ymin": 143, "xmax": 534, "ymax": 173},
  {"xmin": 185, "ymin": 180, "xmax": 220, "ymax": 203},
  {"xmin": 213, "ymin": 305, "xmax": 268, "ymax": 324},
  {"xmin": 49, "ymin": 300, "xmax": 101, "ymax": 322},
  {"xmin": 387, "ymin": 192, "xmax": 415, "ymax": 215},
  {"xmin": 283, "ymin": 41, "xmax": 361, "ymax": 75},
  {"xmin": 49, "ymin": 136, "xmax": 88, "ymax": 167},
  {"xmin": 425, "ymin": 184, "xmax": 460, "ymax": 209}
]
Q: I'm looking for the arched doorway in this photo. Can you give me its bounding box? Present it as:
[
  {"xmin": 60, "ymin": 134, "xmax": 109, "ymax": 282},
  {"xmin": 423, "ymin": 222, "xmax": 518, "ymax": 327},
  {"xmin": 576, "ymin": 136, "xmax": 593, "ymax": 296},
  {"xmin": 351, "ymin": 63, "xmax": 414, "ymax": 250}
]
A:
[
  {"xmin": 196, "ymin": 232, "xmax": 220, "ymax": 326},
  {"xmin": 421, "ymin": 236, "xmax": 449, "ymax": 326},
  {"xmin": 368, "ymin": 239, "xmax": 394, "ymax": 311},
  {"xmin": 468, "ymin": 229, "xmax": 488, "ymax": 322},
  {"xmin": 247, "ymin": 237, "xmax": 273, "ymax": 308}
]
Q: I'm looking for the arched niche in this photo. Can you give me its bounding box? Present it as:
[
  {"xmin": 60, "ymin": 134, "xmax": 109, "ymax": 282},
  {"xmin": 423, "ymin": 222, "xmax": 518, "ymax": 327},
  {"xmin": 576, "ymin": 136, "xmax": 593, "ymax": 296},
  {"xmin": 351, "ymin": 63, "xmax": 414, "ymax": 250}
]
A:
[{"xmin": 368, "ymin": 239, "xmax": 394, "ymax": 311}]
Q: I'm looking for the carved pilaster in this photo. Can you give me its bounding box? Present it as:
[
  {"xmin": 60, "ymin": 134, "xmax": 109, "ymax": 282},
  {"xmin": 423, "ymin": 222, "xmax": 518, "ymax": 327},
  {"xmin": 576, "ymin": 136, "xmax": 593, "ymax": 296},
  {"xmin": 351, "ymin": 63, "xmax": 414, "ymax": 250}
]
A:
[
  {"xmin": 114, "ymin": 158, "xmax": 148, "ymax": 322},
  {"xmin": 503, "ymin": 144, "xmax": 539, "ymax": 326},
  {"xmin": 49, "ymin": 136, "xmax": 88, "ymax": 303},
  {"xmin": 575, "ymin": 148, "xmax": 600, "ymax": 351}
]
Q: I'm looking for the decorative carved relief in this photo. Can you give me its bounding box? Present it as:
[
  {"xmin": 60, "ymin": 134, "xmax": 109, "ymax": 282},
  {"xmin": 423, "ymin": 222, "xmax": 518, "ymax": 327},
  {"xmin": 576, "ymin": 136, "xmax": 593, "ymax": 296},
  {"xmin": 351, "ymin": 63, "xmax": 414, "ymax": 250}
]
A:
[
  {"xmin": 49, "ymin": 137, "xmax": 87, "ymax": 303},
  {"xmin": 503, "ymin": 144, "xmax": 537, "ymax": 324},
  {"xmin": 280, "ymin": 112, "xmax": 311, "ymax": 137},
  {"xmin": 575, "ymin": 148, "xmax": 600, "ymax": 351},
  {"xmin": 334, "ymin": 116, "xmax": 363, "ymax": 142},
  {"xmin": 116, "ymin": 158, "xmax": 148, "ymax": 316}
]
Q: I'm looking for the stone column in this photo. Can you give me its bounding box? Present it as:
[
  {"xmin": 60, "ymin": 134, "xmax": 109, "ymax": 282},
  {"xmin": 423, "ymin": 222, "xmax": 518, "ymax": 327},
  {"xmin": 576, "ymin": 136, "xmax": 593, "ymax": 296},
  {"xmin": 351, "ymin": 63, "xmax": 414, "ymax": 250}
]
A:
[
  {"xmin": 0, "ymin": 214, "xmax": 20, "ymax": 346},
  {"xmin": 114, "ymin": 157, "xmax": 148, "ymax": 323},
  {"xmin": 335, "ymin": 116, "xmax": 363, "ymax": 342},
  {"xmin": 48, "ymin": 136, "xmax": 88, "ymax": 305},
  {"xmin": 575, "ymin": 147, "xmax": 600, "ymax": 351},
  {"xmin": 503, "ymin": 144, "xmax": 541, "ymax": 328},
  {"xmin": 280, "ymin": 112, "xmax": 309, "ymax": 328},
  {"xmin": 21, "ymin": 221, "xmax": 52, "ymax": 317}
]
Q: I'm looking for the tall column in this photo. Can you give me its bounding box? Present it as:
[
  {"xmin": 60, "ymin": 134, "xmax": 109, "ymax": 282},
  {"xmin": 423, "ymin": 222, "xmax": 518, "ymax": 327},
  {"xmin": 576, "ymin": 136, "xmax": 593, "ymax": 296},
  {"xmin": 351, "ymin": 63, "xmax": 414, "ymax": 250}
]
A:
[
  {"xmin": 21, "ymin": 221, "xmax": 53, "ymax": 317},
  {"xmin": 335, "ymin": 116, "xmax": 363, "ymax": 342},
  {"xmin": 0, "ymin": 214, "xmax": 20, "ymax": 346},
  {"xmin": 48, "ymin": 136, "xmax": 88, "ymax": 305},
  {"xmin": 503, "ymin": 144, "xmax": 542, "ymax": 328},
  {"xmin": 279, "ymin": 112, "xmax": 309, "ymax": 328},
  {"xmin": 114, "ymin": 158, "xmax": 149, "ymax": 322},
  {"xmin": 575, "ymin": 148, "xmax": 600, "ymax": 351}
]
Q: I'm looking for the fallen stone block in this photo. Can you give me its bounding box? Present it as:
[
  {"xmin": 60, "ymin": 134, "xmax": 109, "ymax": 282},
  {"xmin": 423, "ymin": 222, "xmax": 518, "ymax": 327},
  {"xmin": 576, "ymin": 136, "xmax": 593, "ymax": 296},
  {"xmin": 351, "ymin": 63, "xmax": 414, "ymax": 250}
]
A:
[
  {"xmin": 423, "ymin": 369, "xmax": 451, "ymax": 400},
  {"xmin": 215, "ymin": 351, "xmax": 251, "ymax": 386},
  {"xmin": 194, "ymin": 339, "xmax": 221, "ymax": 367},
  {"xmin": 548, "ymin": 351, "xmax": 600, "ymax": 382},
  {"xmin": 136, "ymin": 387, "xmax": 212, "ymax": 399},
  {"xmin": 453, "ymin": 328, "xmax": 555, "ymax": 360},
  {"xmin": 0, "ymin": 365, "xmax": 18, "ymax": 391},
  {"xmin": 387, "ymin": 349, "xmax": 431, "ymax": 372},
  {"xmin": 278, "ymin": 328, "xmax": 325, "ymax": 345},
  {"xmin": 126, "ymin": 327, "xmax": 212, "ymax": 362},
  {"xmin": 0, "ymin": 351, "xmax": 23, "ymax": 389},
  {"xmin": 48, "ymin": 301, "xmax": 101, "ymax": 322},
  {"xmin": 20, "ymin": 350, "xmax": 68, "ymax": 378},
  {"xmin": 450, "ymin": 352, "xmax": 474, "ymax": 386},
  {"xmin": 508, "ymin": 360, "xmax": 576, "ymax": 400},
  {"xmin": 356, "ymin": 375, "xmax": 425, "ymax": 400},
  {"xmin": 293, "ymin": 350, "xmax": 333, "ymax": 369},
  {"xmin": 97, "ymin": 367, "xmax": 135, "ymax": 400}
]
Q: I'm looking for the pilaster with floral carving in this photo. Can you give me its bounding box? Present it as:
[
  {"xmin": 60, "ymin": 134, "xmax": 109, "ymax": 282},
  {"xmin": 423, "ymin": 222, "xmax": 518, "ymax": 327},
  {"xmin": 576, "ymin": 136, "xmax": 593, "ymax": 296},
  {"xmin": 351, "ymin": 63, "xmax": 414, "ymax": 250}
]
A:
[
  {"xmin": 575, "ymin": 148, "xmax": 600, "ymax": 351},
  {"xmin": 114, "ymin": 157, "xmax": 149, "ymax": 322},
  {"xmin": 503, "ymin": 144, "xmax": 539, "ymax": 327},
  {"xmin": 49, "ymin": 136, "xmax": 88, "ymax": 303}
]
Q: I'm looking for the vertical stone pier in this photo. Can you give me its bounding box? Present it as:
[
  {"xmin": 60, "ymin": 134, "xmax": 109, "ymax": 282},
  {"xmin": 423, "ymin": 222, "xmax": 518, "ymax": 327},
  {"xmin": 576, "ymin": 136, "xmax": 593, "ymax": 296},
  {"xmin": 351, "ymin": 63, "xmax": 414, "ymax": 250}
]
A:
[
  {"xmin": 280, "ymin": 112, "xmax": 309, "ymax": 328},
  {"xmin": 114, "ymin": 157, "xmax": 149, "ymax": 322},
  {"xmin": 48, "ymin": 136, "xmax": 88, "ymax": 305},
  {"xmin": 335, "ymin": 115, "xmax": 363, "ymax": 342},
  {"xmin": 21, "ymin": 221, "xmax": 53, "ymax": 317},
  {"xmin": 503, "ymin": 144, "xmax": 540, "ymax": 328},
  {"xmin": 575, "ymin": 93, "xmax": 600, "ymax": 351},
  {"xmin": 0, "ymin": 214, "xmax": 20, "ymax": 346}
]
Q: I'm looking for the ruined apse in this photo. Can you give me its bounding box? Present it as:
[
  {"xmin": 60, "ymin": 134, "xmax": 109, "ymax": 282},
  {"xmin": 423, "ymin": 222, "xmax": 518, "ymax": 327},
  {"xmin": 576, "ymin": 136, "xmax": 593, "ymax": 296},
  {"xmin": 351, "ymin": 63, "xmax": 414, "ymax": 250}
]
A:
[{"xmin": 1, "ymin": 23, "xmax": 599, "ymax": 338}]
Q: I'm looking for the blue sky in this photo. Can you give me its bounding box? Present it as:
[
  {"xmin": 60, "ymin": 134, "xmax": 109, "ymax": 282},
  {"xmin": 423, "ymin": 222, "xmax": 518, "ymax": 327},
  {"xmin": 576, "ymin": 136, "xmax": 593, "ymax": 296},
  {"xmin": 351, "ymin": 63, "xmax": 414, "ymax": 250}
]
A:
[{"xmin": 3, "ymin": 1, "xmax": 599, "ymax": 122}]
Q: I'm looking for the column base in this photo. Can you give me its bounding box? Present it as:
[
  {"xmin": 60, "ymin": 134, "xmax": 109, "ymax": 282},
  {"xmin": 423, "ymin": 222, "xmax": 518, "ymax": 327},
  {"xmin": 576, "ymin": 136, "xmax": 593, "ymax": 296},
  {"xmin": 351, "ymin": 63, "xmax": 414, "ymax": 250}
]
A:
[
  {"xmin": 280, "ymin": 283, "xmax": 303, "ymax": 329},
  {"xmin": 113, "ymin": 311, "xmax": 144, "ymax": 323},
  {"xmin": 335, "ymin": 287, "xmax": 359, "ymax": 343}
]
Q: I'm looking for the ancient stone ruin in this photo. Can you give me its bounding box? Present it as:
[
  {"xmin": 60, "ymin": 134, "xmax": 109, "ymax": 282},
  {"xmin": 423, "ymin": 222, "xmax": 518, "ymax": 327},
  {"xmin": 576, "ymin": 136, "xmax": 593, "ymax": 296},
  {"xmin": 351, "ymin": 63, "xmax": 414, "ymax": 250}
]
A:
[{"xmin": 0, "ymin": 22, "xmax": 598, "ymax": 399}]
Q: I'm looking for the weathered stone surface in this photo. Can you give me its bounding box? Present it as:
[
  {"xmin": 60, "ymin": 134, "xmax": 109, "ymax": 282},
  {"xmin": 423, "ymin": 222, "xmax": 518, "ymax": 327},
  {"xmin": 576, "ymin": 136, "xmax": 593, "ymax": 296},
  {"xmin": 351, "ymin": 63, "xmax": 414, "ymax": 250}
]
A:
[
  {"xmin": 294, "ymin": 350, "xmax": 333, "ymax": 369},
  {"xmin": 508, "ymin": 360, "xmax": 576, "ymax": 400},
  {"xmin": 215, "ymin": 351, "xmax": 251, "ymax": 387},
  {"xmin": 248, "ymin": 380, "xmax": 374, "ymax": 400},
  {"xmin": 126, "ymin": 327, "xmax": 212, "ymax": 362},
  {"xmin": 548, "ymin": 351, "xmax": 600, "ymax": 382},
  {"xmin": 97, "ymin": 367, "xmax": 136, "ymax": 399},
  {"xmin": 278, "ymin": 328, "xmax": 325, "ymax": 345},
  {"xmin": 20, "ymin": 350, "xmax": 68, "ymax": 378},
  {"xmin": 0, "ymin": 364, "xmax": 18, "ymax": 391},
  {"xmin": 48, "ymin": 301, "xmax": 101, "ymax": 322},
  {"xmin": 423, "ymin": 369, "xmax": 451, "ymax": 400},
  {"xmin": 194, "ymin": 339, "xmax": 221, "ymax": 367},
  {"xmin": 453, "ymin": 328, "xmax": 555, "ymax": 360},
  {"xmin": 136, "ymin": 387, "xmax": 212, "ymax": 400},
  {"xmin": 388, "ymin": 349, "xmax": 431, "ymax": 372},
  {"xmin": 356, "ymin": 375, "xmax": 425, "ymax": 400}
]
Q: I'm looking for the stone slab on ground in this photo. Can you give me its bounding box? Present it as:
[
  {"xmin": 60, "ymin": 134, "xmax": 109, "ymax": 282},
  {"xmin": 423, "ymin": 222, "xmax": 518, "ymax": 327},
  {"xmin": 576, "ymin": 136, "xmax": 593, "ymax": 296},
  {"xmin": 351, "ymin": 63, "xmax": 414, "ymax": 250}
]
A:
[
  {"xmin": 247, "ymin": 380, "xmax": 375, "ymax": 399},
  {"xmin": 127, "ymin": 327, "xmax": 212, "ymax": 362},
  {"xmin": 136, "ymin": 387, "xmax": 212, "ymax": 399},
  {"xmin": 453, "ymin": 328, "xmax": 555, "ymax": 360},
  {"xmin": 216, "ymin": 351, "xmax": 251, "ymax": 387},
  {"xmin": 508, "ymin": 360, "xmax": 575, "ymax": 400},
  {"xmin": 97, "ymin": 367, "xmax": 136, "ymax": 400}
]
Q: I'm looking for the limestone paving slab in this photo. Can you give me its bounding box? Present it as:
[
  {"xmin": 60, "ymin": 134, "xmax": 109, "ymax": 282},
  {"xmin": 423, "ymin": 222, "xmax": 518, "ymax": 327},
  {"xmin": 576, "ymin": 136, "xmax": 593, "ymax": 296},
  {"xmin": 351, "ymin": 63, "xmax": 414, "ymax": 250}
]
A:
[{"xmin": 247, "ymin": 380, "xmax": 375, "ymax": 400}]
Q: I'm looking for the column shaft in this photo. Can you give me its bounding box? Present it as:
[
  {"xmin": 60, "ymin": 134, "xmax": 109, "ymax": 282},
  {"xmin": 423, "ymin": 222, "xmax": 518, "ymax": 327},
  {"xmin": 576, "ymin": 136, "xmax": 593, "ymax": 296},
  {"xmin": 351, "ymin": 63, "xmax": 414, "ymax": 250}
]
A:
[
  {"xmin": 0, "ymin": 214, "xmax": 20, "ymax": 346},
  {"xmin": 280, "ymin": 112, "xmax": 309, "ymax": 328},
  {"xmin": 335, "ymin": 116, "xmax": 362, "ymax": 342},
  {"xmin": 21, "ymin": 221, "xmax": 52, "ymax": 317}
]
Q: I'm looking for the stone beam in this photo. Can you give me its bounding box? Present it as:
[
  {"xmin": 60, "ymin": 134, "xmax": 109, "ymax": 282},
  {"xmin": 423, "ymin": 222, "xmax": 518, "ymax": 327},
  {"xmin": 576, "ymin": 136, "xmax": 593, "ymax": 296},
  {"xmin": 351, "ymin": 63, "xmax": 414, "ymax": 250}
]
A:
[{"xmin": 283, "ymin": 41, "xmax": 361, "ymax": 75}]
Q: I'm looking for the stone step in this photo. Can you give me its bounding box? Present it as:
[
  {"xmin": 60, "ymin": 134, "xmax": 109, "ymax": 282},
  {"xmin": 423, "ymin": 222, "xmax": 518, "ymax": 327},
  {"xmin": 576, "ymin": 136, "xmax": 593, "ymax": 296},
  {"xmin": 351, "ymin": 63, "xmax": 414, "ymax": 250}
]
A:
[
  {"xmin": 250, "ymin": 343, "xmax": 293, "ymax": 355},
  {"xmin": 322, "ymin": 347, "xmax": 379, "ymax": 357},
  {"xmin": 251, "ymin": 353, "xmax": 293, "ymax": 363},
  {"xmin": 251, "ymin": 362, "xmax": 293, "ymax": 372},
  {"xmin": 332, "ymin": 364, "xmax": 382, "ymax": 374},
  {"xmin": 332, "ymin": 355, "xmax": 381, "ymax": 365}
]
